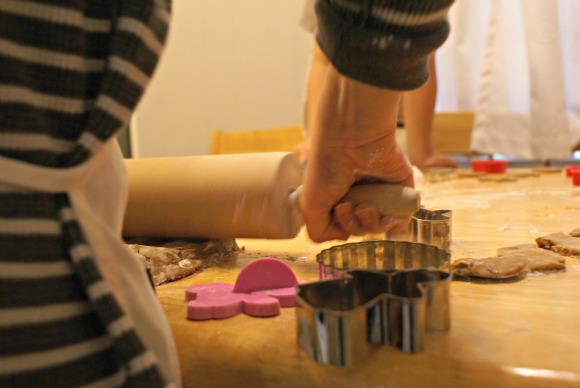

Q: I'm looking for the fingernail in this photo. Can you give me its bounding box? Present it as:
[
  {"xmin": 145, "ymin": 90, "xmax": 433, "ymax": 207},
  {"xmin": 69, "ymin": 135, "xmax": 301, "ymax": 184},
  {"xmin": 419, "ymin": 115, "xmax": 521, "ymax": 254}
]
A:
[
  {"xmin": 355, "ymin": 206, "xmax": 374, "ymax": 222},
  {"xmin": 381, "ymin": 217, "xmax": 396, "ymax": 229}
]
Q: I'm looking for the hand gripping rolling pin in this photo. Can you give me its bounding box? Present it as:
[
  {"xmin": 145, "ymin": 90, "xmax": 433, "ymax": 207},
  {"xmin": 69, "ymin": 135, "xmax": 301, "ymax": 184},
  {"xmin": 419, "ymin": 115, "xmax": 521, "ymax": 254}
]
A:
[{"xmin": 122, "ymin": 152, "xmax": 420, "ymax": 239}]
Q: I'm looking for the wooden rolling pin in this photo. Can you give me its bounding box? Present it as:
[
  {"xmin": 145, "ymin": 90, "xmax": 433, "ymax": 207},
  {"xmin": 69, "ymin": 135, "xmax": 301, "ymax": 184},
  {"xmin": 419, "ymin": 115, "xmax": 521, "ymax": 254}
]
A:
[{"xmin": 122, "ymin": 152, "xmax": 420, "ymax": 239}]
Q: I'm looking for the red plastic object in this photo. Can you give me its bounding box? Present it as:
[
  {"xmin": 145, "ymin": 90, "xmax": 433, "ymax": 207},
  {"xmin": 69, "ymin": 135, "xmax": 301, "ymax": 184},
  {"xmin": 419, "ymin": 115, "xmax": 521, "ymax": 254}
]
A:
[
  {"xmin": 185, "ymin": 258, "xmax": 299, "ymax": 320},
  {"xmin": 572, "ymin": 171, "xmax": 580, "ymax": 186},
  {"xmin": 565, "ymin": 166, "xmax": 580, "ymax": 177},
  {"xmin": 471, "ymin": 160, "xmax": 508, "ymax": 174}
]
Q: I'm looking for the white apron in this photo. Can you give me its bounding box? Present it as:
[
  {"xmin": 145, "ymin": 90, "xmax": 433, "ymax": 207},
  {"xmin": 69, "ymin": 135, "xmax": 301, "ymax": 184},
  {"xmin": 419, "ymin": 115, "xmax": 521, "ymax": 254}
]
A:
[{"xmin": 0, "ymin": 139, "xmax": 181, "ymax": 387}]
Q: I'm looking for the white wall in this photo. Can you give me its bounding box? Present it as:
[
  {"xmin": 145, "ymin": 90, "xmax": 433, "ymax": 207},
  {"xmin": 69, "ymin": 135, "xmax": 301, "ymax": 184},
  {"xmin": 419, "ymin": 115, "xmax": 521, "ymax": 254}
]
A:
[{"xmin": 131, "ymin": 0, "xmax": 313, "ymax": 157}]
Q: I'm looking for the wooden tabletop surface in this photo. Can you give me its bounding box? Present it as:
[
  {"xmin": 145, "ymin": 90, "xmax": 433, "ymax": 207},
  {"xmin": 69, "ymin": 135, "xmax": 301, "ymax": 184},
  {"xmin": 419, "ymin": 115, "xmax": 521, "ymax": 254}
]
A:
[{"xmin": 156, "ymin": 171, "xmax": 580, "ymax": 388}]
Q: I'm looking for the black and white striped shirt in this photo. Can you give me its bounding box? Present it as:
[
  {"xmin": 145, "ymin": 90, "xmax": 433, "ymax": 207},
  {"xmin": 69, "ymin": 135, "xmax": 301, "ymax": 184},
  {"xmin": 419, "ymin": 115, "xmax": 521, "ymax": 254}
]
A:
[{"xmin": 0, "ymin": 1, "xmax": 171, "ymax": 386}]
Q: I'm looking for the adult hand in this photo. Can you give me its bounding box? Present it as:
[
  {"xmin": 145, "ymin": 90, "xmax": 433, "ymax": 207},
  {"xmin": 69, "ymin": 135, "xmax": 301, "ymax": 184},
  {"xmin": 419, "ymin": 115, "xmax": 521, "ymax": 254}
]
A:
[{"xmin": 299, "ymin": 64, "xmax": 414, "ymax": 243}]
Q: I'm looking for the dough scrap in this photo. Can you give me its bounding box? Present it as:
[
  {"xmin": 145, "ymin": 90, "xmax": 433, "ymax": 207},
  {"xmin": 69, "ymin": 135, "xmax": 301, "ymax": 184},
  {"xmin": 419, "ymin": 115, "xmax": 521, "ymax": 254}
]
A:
[
  {"xmin": 536, "ymin": 232, "xmax": 580, "ymax": 257},
  {"xmin": 127, "ymin": 238, "xmax": 240, "ymax": 286},
  {"xmin": 452, "ymin": 244, "xmax": 565, "ymax": 279},
  {"xmin": 497, "ymin": 244, "xmax": 566, "ymax": 271},
  {"xmin": 569, "ymin": 228, "xmax": 580, "ymax": 238},
  {"xmin": 451, "ymin": 256, "xmax": 526, "ymax": 279}
]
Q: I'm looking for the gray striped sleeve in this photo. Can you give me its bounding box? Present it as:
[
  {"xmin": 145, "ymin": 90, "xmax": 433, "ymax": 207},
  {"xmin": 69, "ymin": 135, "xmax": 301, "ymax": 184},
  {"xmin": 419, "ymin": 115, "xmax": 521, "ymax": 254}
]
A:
[{"xmin": 315, "ymin": 0, "xmax": 453, "ymax": 90}]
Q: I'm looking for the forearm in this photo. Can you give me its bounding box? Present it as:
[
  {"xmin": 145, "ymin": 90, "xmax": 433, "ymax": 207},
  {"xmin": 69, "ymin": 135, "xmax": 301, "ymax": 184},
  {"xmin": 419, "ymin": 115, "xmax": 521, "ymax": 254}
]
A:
[
  {"xmin": 403, "ymin": 54, "xmax": 437, "ymax": 159},
  {"xmin": 311, "ymin": 65, "xmax": 401, "ymax": 150},
  {"xmin": 304, "ymin": 42, "xmax": 330, "ymax": 134}
]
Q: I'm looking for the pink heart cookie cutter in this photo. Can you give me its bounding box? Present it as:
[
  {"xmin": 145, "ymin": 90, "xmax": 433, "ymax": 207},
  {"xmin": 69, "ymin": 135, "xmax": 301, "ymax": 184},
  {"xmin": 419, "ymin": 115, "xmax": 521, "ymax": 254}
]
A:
[{"xmin": 185, "ymin": 257, "xmax": 300, "ymax": 320}]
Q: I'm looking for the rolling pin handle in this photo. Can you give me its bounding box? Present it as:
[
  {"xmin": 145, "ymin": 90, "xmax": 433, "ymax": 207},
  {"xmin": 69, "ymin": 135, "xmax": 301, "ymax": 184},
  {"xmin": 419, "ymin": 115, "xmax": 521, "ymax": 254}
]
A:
[{"xmin": 288, "ymin": 183, "xmax": 421, "ymax": 231}]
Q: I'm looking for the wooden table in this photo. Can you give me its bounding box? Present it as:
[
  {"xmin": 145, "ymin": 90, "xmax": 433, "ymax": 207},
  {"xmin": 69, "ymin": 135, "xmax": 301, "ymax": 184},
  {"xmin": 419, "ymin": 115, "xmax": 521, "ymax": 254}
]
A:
[{"xmin": 157, "ymin": 171, "xmax": 580, "ymax": 387}]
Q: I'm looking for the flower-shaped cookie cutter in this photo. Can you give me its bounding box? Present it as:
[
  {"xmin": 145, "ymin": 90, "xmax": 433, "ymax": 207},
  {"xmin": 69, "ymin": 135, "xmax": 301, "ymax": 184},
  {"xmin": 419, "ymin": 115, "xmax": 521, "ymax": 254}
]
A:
[
  {"xmin": 301, "ymin": 241, "xmax": 451, "ymax": 368},
  {"xmin": 386, "ymin": 207, "xmax": 452, "ymax": 251}
]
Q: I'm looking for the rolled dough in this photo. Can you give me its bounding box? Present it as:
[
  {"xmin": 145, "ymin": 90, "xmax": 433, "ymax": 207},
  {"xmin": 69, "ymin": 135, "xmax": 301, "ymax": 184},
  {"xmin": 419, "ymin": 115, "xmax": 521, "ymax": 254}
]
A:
[{"xmin": 127, "ymin": 238, "xmax": 240, "ymax": 286}]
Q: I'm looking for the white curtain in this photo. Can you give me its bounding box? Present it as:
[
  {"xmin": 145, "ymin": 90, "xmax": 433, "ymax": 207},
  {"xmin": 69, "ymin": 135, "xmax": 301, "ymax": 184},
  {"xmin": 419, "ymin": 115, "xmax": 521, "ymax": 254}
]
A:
[{"xmin": 436, "ymin": 0, "xmax": 580, "ymax": 160}]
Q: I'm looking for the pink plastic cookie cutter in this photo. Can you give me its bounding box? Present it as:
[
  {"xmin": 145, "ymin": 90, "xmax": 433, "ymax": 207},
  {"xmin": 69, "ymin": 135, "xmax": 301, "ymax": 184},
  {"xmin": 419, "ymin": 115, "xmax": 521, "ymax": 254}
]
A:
[{"xmin": 185, "ymin": 257, "xmax": 300, "ymax": 320}]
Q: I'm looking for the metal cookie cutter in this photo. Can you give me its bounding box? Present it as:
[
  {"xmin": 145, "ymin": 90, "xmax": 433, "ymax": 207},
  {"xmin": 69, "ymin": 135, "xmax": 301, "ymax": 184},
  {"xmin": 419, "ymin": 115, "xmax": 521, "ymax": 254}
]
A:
[
  {"xmin": 386, "ymin": 207, "xmax": 452, "ymax": 251},
  {"xmin": 317, "ymin": 240, "xmax": 449, "ymax": 280},
  {"xmin": 298, "ymin": 241, "xmax": 451, "ymax": 368}
]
